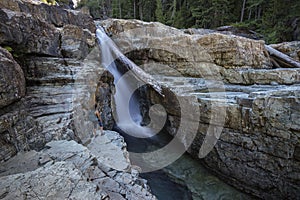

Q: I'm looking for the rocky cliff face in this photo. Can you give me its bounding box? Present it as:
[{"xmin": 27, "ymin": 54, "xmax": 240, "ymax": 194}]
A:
[
  {"xmin": 0, "ymin": 1, "xmax": 156, "ymax": 199},
  {"xmin": 0, "ymin": 0, "xmax": 96, "ymax": 162},
  {"xmin": 100, "ymin": 19, "xmax": 300, "ymax": 199}
]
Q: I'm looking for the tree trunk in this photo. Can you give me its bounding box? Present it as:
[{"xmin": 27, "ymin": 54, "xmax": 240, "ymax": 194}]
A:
[
  {"xmin": 171, "ymin": 0, "xmax": 176, "ymax": 19},
  {"xmin": 240, "ymin": 0, "xmax": 246, "ymax": 22},
  {"xmin": 139, "ymin": 1, "xmax": 143, "ymax": 20},
  {"xmin": 248, "ymin": 8, "xmax": 251, "ymax": 20},
  {"xmin": 118, "ymin": 0, "xmax": 122, "ymax": 18},
  {"xmin": 257, "ymin": 5, "xmax": 262, "ymax": 19},
  {"xmin": 265, "ymin": 45, "xmax": 300, "ymax": 68},
  {"xmin": 133, "ymin": 0, "xmax": 136, "ymax": 18}
]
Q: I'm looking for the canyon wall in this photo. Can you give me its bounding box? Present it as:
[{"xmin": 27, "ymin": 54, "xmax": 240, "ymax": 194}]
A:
[
  {"xmin": 0, "ymin": 0, "xmax": 97, "ymax": 162},
  {"xmin": 0, "ymin": 1, "xmax": 156, "ymax": 199}
]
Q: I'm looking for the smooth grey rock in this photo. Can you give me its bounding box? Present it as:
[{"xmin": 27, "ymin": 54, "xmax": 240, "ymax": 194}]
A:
[
  {"xmin": 221, "ymin": 68, "xmax": 300, "ymax": 85},
  {"xmin": 23, "ymin": 57, "xmax": 81, "ymax": 143}
]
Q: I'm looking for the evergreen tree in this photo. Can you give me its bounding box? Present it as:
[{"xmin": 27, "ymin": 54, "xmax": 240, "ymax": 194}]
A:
[
  {"xmin": 155, "ymin": 0, "xmax": 165, "ymax": 23},
  {"xmin": 77, "ymin": 0, "xmax": 300, "ymax": 43}
]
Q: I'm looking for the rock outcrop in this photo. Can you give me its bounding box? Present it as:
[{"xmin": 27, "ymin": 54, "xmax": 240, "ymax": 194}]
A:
[
  {"xmin": 0, "ymin": 138, "xmax": 156, "ymax": 200},
  {"xmin": 100, "ymin": 19, "xmax": 300, "ymax": 199}
]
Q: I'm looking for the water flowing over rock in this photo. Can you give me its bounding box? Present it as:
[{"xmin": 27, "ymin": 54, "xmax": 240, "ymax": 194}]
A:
[{"xmin": 100, "ymin": 19, "xmax": 300, "ymax": 199}]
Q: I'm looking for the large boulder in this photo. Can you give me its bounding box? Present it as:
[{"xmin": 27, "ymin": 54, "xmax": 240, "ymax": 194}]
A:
[
  {"xmin": 0, "ymin": 47, "xmax": 25, "ymax": 108},
  {"xmin": 195, "ymin": 33, "xmax": 270, "ymax": 69}
]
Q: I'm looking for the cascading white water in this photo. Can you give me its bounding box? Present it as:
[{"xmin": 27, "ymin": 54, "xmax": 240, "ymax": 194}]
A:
[{"xmin": 96, "ymin": 28, "xmax": 154, "ymax": 138}]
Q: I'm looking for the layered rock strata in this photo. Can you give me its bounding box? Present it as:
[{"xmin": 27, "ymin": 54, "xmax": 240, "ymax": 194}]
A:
[
  {"xmin": 0, "ymin": 0, "xmax": 96, "ymax": 161},
  {"xmin": 0, "ymin": 1, "xmax": 156, "ymax": 199}
]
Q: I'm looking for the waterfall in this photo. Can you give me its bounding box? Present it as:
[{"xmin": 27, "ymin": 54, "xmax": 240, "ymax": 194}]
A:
[{"xmin": 96, "ymin": 28, "xmax": 154, "ymax": 138}]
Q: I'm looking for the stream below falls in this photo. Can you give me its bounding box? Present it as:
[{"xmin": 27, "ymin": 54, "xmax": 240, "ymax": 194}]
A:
[{"xmin": 113, "ymin": 125, "xmax": 253, "ymax": 200}]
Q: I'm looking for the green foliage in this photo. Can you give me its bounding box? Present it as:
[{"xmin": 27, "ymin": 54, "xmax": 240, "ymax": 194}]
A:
[
  {"xmin": 2, "ymin": 46, "xmax": 23, "ymax": 58},
  {"xmin": 40, "ymin": 0, "xmax": 57, "ymax": 5},
  {"xmin": 3, "ymin": 46, "xmax": 13, "ymax": 52},
  {"xmin": 78, "ymin": 0, "xmax": 300, "ymax": 43}
]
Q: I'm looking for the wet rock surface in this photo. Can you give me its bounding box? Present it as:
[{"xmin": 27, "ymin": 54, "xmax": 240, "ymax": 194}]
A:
[
  {"xmin": 101, "ymin": 19, "xmax": 300, "ymax": 199},
  {"xmin": 164, "ymin": 153, "xmax": 253, "ymax": 200}
]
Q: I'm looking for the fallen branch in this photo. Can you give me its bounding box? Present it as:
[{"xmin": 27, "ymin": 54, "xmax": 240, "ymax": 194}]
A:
[
  {"xmin": 117, "ymin": 55, "xmax": 164, "ymax": 97},
  {"xmin": 265, "ymin": 45, "xmax": 300, "ymax": 68},
  {"xmin": 270, "ymin": 57, "xmax": 281, "ymax": 68}
]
